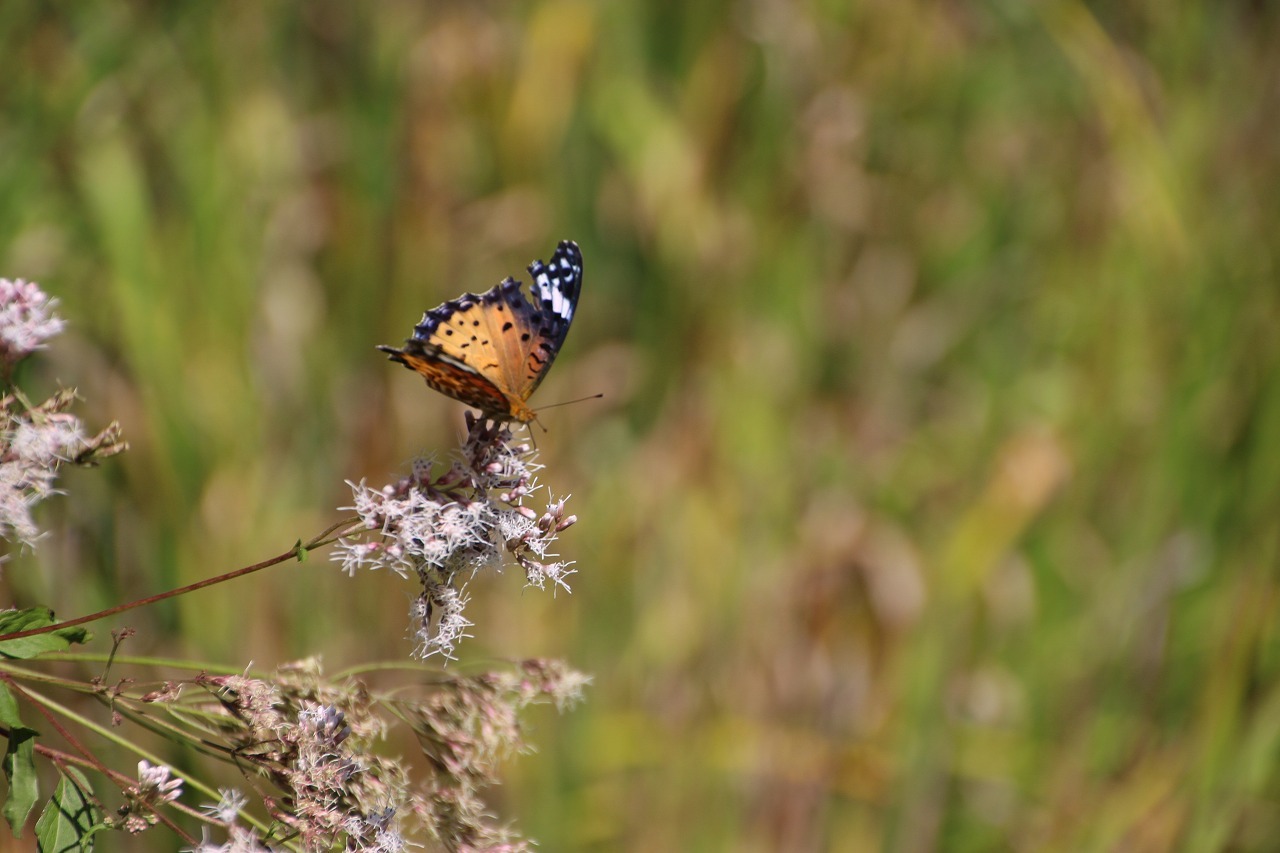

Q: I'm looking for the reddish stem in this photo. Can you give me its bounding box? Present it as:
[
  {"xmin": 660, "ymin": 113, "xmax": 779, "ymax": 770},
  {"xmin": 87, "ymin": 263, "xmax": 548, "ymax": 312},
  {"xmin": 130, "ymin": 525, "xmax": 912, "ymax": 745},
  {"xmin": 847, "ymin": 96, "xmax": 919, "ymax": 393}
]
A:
[
  {"xmin": 2, "ymin": 676, "xmax": 198, "ymax": 845},
  {"xmin": 0, "ymin": 519, "xmax": 357, "ymax": 643}
]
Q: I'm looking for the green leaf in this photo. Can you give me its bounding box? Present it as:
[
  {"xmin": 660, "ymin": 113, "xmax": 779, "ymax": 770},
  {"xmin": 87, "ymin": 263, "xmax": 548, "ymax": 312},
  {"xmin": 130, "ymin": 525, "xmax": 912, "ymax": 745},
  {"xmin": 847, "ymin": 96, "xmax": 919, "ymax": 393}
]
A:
[
  {"xmin": 35, "ymin": 768, "xmax": 101, "ymax": 853},
  {"xmin": 0, "ymin": 682, "xmax": 24, "ymax": 729},
  {"xmin": 0, "ymin": 608, "xmax": 90, "ymax": 660},
  {"xmin": 0, "ymin": 685, "xmax": 39, "ymax": 837}
]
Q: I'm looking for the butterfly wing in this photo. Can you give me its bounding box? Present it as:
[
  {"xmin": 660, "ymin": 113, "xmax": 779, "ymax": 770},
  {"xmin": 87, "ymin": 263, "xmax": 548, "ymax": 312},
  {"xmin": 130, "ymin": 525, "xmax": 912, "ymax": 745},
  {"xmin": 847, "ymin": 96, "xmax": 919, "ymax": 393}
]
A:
[
  {"xmin": 514, "ymin": 239, "xmax": 583, "ymax": 398},
  {"xmin": 376, "ymin": 289, "xmax": 515, "ymax": 418},
  {"xmin": 379, "ymin": 240, "xmax": 583, "ymax": 423}
]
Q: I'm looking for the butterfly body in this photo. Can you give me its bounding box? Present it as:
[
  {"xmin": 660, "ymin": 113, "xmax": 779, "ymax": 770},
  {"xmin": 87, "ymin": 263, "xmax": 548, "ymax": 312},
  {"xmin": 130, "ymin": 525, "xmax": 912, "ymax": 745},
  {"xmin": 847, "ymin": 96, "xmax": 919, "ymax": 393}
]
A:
[{"xmin": 379, "ymin": 240, "xmax": 583, "ymax": 424}]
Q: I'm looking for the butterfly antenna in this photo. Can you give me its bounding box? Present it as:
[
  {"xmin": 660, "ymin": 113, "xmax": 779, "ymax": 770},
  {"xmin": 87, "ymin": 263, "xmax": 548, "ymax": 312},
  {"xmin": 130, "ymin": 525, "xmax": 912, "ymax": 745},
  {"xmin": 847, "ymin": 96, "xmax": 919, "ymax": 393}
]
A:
[
  {"xmin": 534, "ymin": 393, "xmax": 604, "ymax": 415},
  {"xmin": 528, "ymin": 395, "xmax": 602, "ymax": 442}
]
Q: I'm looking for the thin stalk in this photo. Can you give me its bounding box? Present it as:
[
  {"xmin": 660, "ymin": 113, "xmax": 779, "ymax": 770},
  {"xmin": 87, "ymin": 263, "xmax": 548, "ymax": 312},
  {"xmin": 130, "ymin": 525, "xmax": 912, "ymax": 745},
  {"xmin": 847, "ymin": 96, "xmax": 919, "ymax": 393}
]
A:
[{"xmin": 0, "ymin": 518, "xmax": 360, "ymax": 643}]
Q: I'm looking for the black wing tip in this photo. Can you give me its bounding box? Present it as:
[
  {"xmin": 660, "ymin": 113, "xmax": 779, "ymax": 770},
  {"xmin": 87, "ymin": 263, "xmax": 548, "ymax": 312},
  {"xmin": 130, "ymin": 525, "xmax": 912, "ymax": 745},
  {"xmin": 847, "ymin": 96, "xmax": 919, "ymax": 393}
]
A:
[
  {"xmin": 555, "ymin": 239, "xmax": 582, "ymax": 261},
  {"xmin": 529, "ymin": 239, "xmax": 583, "ymax": 277}
]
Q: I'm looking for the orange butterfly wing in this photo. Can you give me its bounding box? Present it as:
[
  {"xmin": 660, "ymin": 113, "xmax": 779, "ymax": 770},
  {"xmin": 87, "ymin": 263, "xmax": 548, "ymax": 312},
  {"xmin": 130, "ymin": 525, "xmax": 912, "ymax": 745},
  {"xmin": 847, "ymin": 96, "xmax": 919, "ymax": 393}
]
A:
[{"xmin": 379, "ymin": 240, "xmax": 583, "ymax": 423}]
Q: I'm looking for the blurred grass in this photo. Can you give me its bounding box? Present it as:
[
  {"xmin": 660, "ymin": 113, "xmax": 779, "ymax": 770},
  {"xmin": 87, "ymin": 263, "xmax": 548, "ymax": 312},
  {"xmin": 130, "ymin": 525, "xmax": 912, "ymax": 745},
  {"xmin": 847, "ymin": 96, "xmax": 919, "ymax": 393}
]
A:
[{"xmin": 2, "ymin": 0, "xmax": 1280, "ymax": 850}]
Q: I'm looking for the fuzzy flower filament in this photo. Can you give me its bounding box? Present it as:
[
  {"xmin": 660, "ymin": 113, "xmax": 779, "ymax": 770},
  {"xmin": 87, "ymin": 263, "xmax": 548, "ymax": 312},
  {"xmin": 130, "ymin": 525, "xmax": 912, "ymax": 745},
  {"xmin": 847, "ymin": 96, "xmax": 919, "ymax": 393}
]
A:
[
  {"xmin": 333, "ymin": 417, "xmax": 579, "ymax": 659},
  {"xmin": 0, "ymin": 278, "xmax": 65, "ymax": 366}
]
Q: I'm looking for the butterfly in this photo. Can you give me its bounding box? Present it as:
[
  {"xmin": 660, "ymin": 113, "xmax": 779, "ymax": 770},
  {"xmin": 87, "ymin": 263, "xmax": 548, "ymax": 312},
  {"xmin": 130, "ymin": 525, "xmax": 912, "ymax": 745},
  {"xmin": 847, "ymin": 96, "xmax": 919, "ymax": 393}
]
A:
[{"xmin": 378, "ymin": 240, "xmax": 583, "ymax": 424}]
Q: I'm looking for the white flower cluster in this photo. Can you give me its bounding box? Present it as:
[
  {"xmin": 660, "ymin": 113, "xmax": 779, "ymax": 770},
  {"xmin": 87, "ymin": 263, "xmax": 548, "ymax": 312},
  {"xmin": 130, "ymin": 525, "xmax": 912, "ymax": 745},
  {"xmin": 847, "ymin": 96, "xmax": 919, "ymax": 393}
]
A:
[
  {"xmin": 334, "ymin": 469, "xmax": 495, "ymax": 580},
  {"xmin": 188, "ymin": 663, "xmax": 420, "ymax": 852},
  {"xmin": 0, "ymin": 278, "xmax": 64, "ymax": 364},
  {"xmin": 187, "ymin": 825, "xmax": 271, "ymax": 853},
  {"xmin": 0, "ymin": 408, "xmax": 86, "ymax": 548},
  {"xmin": 332, "ymin": 419, "xmax": 578, "ymax": 659},
  {"xmin": 0, "ymin": 278, "xmax": 126, "ymax": 553},
  {"xmin": 136, "ymin": 760, "xmax": 184, "ymax": 805},
  {"xmin": 116, "ymin": 761, "xmax": 185, "ymax": 834},
  {"xmin": 180, "ymin": 657, "xmax": 588, "ymax": 851}
]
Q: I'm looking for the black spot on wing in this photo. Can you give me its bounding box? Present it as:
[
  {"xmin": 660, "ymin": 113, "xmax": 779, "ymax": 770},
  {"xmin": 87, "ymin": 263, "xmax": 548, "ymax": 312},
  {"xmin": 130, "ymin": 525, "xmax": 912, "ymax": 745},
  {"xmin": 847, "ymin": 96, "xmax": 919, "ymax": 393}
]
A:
[{"xmin": 381, "ymin": 242, "xmax": 582, "ymax": 419}]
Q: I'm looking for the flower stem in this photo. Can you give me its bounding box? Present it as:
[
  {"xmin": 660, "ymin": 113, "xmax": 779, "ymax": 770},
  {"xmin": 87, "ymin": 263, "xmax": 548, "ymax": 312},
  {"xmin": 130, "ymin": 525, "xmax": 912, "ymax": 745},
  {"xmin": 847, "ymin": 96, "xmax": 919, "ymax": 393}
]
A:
[{"xmin": 0, "ymin": 518, "xmax": 360, "ymax": 643}]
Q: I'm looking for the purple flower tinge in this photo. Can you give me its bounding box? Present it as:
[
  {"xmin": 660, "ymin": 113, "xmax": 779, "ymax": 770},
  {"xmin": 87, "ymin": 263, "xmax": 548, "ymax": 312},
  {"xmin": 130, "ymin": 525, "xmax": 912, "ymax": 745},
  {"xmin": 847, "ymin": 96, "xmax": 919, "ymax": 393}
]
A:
[
  {"xmin": 333, "ymin": 417, "xmax": 578, "ymax": 659},
  {"xmin": 0, "ymin": 390, "xmax": 126, "ymax": 550},
  {"xmin": 0, "ymin": 278, "xmax": 64, "ymax": 365},
  {"xmin": 0, "ymin": 279, "xmax": 127, "ymax": 551},
  {"xmin": 181, "ymin": 657, "xmax": 586, "ymax": 851},
  {"xmin": 114, "ymin": 761, "xmax": 185, "ymax": 835},
  {"xmin": 136, "ymin": 761, "xmax": 184, "ymax": 805}
]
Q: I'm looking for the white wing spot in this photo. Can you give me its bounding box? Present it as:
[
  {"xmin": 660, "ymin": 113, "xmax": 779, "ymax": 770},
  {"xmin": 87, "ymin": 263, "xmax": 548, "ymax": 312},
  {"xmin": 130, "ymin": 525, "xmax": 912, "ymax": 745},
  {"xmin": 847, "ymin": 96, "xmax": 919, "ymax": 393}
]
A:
[{"xmin": 535, "ymin": 270, "xmax": 569, "ymax": 320}]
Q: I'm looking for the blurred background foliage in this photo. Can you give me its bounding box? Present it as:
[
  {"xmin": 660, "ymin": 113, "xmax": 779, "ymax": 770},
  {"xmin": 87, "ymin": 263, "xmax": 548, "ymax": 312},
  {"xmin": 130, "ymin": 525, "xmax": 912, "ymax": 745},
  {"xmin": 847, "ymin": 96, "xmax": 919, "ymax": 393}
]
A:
[{"xmin": 2, "ymin": 0, "xmax": 1279, "ymax": 850}]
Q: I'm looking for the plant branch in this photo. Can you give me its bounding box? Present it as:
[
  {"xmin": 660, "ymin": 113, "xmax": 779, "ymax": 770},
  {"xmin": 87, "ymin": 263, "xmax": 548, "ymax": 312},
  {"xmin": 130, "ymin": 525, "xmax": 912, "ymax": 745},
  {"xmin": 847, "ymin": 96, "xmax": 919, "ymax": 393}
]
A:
[
  {"xmin": 3, "ymin": 677, "xmax": 198, "ymax": 846},
  {"xmin": 0, "ymin": 518, "xmax": 360, "ymax": 643}
]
